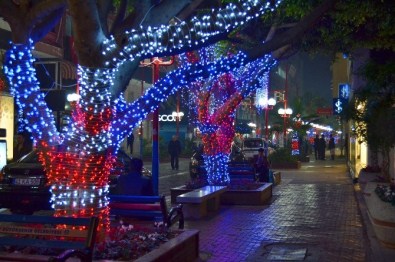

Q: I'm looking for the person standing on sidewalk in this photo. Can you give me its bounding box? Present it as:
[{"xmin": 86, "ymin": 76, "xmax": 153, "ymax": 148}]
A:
[
  {"xmin": 313, "ymin": 134, "xmax": 320, "ymax": 160},
  {"xmin": 168, "ymin": 135, "xmax": 181, "ymax": 170},
  {"xmin": 328, "ymin": 134, "xmax": 335, "ymax": 160},
  {"xmin": 126, "ymin": 133, "xmax": 134, "ymax": 156},
  {"xmin": 319, "ymin": 134, "xmax": 326, "ymax": 160}
]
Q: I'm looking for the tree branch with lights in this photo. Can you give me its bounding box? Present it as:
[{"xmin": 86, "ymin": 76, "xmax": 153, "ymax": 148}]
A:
[
  {"xmin": 179, "ymin": 46, "xmax": 276, "ymax": 185},
  {"xmin": 2, "ymin": 0, "xmax": 282, "ymax": 230}
]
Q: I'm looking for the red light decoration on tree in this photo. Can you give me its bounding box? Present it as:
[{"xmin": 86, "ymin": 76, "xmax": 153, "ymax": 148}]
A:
[{"xmin": 179, "ymin": 47, "xmax": 276, "ymax": 184}]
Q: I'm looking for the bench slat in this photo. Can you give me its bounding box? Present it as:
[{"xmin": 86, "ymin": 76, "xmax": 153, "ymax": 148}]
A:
[
  {"xmin": 109, "ymin": 203, "xmax": 161, "ymax": 211},
  {"xmin": 0, "ymin": 252, "xmax": 59, "ymax": 262},
  {"xmin": 108, "ymin": 195, "xmax": 184, "ymax": 229},
  {"xmin": 0, "ymin": 215, "xmax": 98, "ymax": 262},
  {"xmin": 111, "ymin": 209, "xmax": 163, "ymax": 218},
  {"xmin": 0, "ymin": 237, "xmax": 86, "ymax": 250},
  {"xmin": 0, "ymin": 214, "xmax": 92, "ymax": 226},
  {"xmin": 0, "ymin": 226, "xmax": 88, "ymax": 238},
  {"xmin": 109, "ymin": 195, "xmax": 161, "ymax": 203}
]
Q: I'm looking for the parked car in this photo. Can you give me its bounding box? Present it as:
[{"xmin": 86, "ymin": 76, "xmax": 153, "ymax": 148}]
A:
[
  {"xmin": 241, "ymin": 138, "xmax": 266, "ymax": 160},
  {"xmin": 189, "ymin": 145, "xmax": 248, "ymax": 179},
  {"xmin": 0, "ymin": 150, "xmax": 151, "ymax": 214},
  {"xmin": 241, "ymin": 138, "xmax": 275, "ymax": 160}
]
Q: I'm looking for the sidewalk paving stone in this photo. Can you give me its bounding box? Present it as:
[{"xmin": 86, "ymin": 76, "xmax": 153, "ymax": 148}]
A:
[{"xmin": 178, "ymin": 158, "xmax": 395, "ymax": 262}]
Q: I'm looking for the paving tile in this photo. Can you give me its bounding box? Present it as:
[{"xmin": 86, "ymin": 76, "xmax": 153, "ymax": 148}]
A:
[{"xmin": 184, "ymin": 160, "xmax": 370, "ymax": 261}]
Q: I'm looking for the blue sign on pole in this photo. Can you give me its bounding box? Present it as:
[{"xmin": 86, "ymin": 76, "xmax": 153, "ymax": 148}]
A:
[
  {"xmin": 338, "ymin": 83, "xmax": 350, "ymax": 99},
  {"xmin": 333, "ymin": 98, "xmax": 348, "ymax": 115}
]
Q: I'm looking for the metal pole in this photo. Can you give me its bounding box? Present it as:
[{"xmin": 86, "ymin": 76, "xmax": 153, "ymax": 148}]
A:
[
  {"xmin": 265, "ymin": 107, "xmax": 269, "ymax": 139},
  {"xmin": 152, "ymin": 62, "xmax": 160, "ymax": 196},
  {"xmin": 140, "ymin": 80, "xmax": 144, "ymax": 160},
  {"xmin": 176, "ymin": 91, "xmax": 180, "ymax": 137},
  {"xmin": 284, "ymin": 65, "xmax": 289, "ymax": 146},
  {"xmin": 141, "ymin": 57, "xmax": 174, "ymax": 196}
]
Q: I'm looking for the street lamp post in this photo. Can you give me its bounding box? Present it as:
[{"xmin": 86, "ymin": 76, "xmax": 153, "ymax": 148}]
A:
[
  {"xmin": 265, "ymin": 98, "xmax": 276, "ymax": 139},
  {"xmin": 258, "ymin": 97, "xmax": 276, "ymax": 140},
  {"xmin": 278, "ymin": 107, "xmax": 293, "ymax": 146},
  {"xmin": 140, "ymin": 57, "xmax": 174, "ymax": 196}
]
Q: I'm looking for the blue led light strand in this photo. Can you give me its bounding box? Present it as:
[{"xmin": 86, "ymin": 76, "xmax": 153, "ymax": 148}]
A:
[
  {"xmin": 203, "ymin": 153, "xmax": 231, "ymax": 185},
  {"xmin": 3, "ymin": 41, "xmax": 60, "ymax": 146},
  {"xmin": 103, "ymin": 0, "xmax": 282, "ymax": 68}
]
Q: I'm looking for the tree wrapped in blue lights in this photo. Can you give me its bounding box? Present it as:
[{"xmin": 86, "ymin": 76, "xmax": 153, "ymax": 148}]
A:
[
  {"xmin": 1, "ymin": 0, "xmax": 282, "ymax": 228},
  {"xmin": 179, "ymin": 47, "xmax": 276, "ymax": 185}
]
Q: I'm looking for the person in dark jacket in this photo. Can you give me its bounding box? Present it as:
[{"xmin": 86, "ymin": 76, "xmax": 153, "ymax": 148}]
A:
[
  {"xmin": 168, "ymin": 135, "xmax": 181, "ymax": 170},
  {"xmin": 319, "ymin": 134, "xmax": 326, "ymax": 160},
  {"xmin": 113, "ymin": 158, "xmax": 153, "ymax": 196},
  {"xmin": 313, "ymin": 134, "xmax": 320, "ymax": 160},
  {"xmin": 126, "ymin": 133, "xmax": 134, "ymax": 155}
]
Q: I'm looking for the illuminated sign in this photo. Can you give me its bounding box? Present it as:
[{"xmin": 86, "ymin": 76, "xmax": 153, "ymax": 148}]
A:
[
  {"xmin": 159, "ymin": 114, "xmax": 183, "ymax": 122},
  {"xmin": 291, "ymin": 134, "xmax": 299, "ymax": 155},
  {"xmin": 333, "ymin": 98, "xmax": 347, "ymax": 115},
  {"xmin": 316, "ymin": 107, "xmax": 332, "ymax": 116},
  {"xmin": 338, "ymin": 83, "xmax": 350, "ymax": 99}
]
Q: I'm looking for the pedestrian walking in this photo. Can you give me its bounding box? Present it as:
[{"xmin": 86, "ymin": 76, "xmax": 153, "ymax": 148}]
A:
[
  {"xmin": 168, "ymin": 135, "xmax": 181, "ymax": 170},
  {"xmin": 126, "ymin": 133, "xmax": 134, "ymax": 155},
  {"xmin": 313, "ymin": 134, "xmax": 320, "ymax": 160},
  {"xmin": 328, "ymin": 133, "xmax": 335, "ymax": 160},
  {"xmin": 319, "ymin": 134, "xmax": 326, "ymax": 160}
]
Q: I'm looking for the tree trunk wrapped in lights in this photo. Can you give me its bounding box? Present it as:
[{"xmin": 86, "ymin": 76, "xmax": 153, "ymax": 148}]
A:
[
  {"xmin": 179, "ymin": 48, "xmax": 276, "ymax": 185},
  {"xmin": 2, "ymin": 0, "xmax": 282, "ymax": 230}
]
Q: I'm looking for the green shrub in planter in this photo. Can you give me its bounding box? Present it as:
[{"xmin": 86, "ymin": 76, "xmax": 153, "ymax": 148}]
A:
[{"xmin": 268, "ymin": 148, "xmax": 299, "ymax": 164}]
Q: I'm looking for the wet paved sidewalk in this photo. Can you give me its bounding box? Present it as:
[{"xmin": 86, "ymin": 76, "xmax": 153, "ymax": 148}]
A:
[{"xmin": 183, "ymin": 158, "xmax": 372, "ymax": 261}]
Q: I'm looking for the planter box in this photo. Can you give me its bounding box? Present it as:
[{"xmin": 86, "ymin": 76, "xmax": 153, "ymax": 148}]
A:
[
  {"xmin": 270, "ymin": 161, "xmax": 301, "ymax": 169},
  {"xmin": 364, "ymin": 182, "xmax": 395, "ymax": 249},
  {"xmin": 134, "ymin": 229, "xmax": 200, "ymax": 262},
  {"xmin": 220, "ymin": 183, "xmax": 272, "ymax": 205},
  {"xmin": 170, "ymin": 186, "xmax": 195, "ymax": 204}
]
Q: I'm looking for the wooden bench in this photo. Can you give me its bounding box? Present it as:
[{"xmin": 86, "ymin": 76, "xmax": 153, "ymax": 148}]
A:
[
  {"xmin": 0, "ymin": 214, "xmax": 98, "ymax": 262},
  {"xmin": 176, "ymin": 186, "xmax": 227, "ymax": 219},
  {"xmin": 228, "ymin": 164, "xmax": 256, "ymax": 180},
  {"xmin": 108, "ymin": 195, "xmax": 184, "ymax": 229}
]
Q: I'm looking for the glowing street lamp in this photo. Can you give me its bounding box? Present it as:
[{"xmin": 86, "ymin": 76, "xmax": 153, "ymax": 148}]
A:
[
  {"xmin": 278, "ymin": 108, "xmax": 293, "ymax": 117},
  {"xmin": 259, "ymin": 97, "xmax": 276, "ymax": 139},
  {"xmin": 278, "ymin": 107, "xmax": 293, "ymax": 142}
]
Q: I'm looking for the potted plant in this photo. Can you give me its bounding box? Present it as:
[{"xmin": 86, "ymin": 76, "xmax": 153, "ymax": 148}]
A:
[
  {"xmin": 268, "ymin": 148, "xmax": 301, "ymax": 169},
  {"xmin": 364, "ymin": 182, "xmax": 395, "ymax": 248}
]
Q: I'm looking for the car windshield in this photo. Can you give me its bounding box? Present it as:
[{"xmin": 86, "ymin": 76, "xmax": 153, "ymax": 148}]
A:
[
  {"xmin": 244, "ymin": 140, "xmax": 263, "ymax": 148},
  {"xmin": 18, "ymin": 151, "xmax": 39, "ymax": 163}
]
